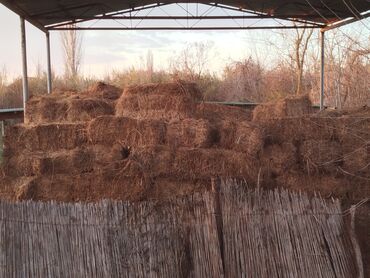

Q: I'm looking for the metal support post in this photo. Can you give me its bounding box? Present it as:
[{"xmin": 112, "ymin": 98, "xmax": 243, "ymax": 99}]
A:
[
  {"xmin": 46, "ymin": 32, "xmax": 52, "ymax": 94},
  {"xmin": 20, "ymin": 17, "xmax": 29, "ymax": 113},
  {"xmin": 320, "ymin": 30, "xmax": 325, "ymax": 110}
]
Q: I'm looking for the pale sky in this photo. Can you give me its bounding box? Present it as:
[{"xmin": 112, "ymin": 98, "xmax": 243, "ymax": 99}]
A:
[{"xmin": 0, "ymin": 4, "xmax": 368, "ymax": 81}]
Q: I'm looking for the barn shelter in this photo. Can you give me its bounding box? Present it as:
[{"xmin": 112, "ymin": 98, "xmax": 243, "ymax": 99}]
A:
[{"xmin": 0, "ymin": 0, "xmax": 369, "ymax": 112}]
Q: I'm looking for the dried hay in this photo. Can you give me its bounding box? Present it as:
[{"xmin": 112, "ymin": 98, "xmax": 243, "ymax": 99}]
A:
[
  {"xmin": 261, "ymin": 142, "xmax": 297, "ymax": 175},
  {"xmin": 196, "ymin": 102, "xmax": 252, "ymax": 122},
  {"xmin": 13, "ymin": 173, "xmax": 209, "ymax": 202},
  {"xmin": 142, "ymin": 177, "xmax": 211, "ymax": 200},
  {"xmin": 335, "ymin": 116, "xmax": 370, "ymax": 145},
  {"xmin": 253, "ymin": 94, "xmax": 312, "ymax": 121},
  {"xmin": 0, "ymin": 176, "xmax": 33, "ymax": 201},
  {"xmin": 84, "ymin": 81, "xmax": 122, "ymax": 100},
  {"xmin": 300, "ymin": 139, "xmax": 343, "ymax": 173},
  {"xmin": 121, "ymin": 81, "xmax": 202, "ymax": 100},
  {"xmin": 261, "ymin": 117, "xmax": 338, "ymax": 143},
  {"xmin": 25, "ymin": 94, "xmax": 114, "ymax": 124},
  {"xmin": 341, "ymin": 146, "xmax": 369, "ymax": 178},
  {"xmin": 116, "ymin": 94, "xmax": 197, "ymax": 121},
  {"xmin": 276, "ymin": 173, "xmax": 348, "ymax": 197},
  {"xmin": 104, "ymin": 146, "xmax": 245, "ymax": 179},
  {"xmin": 87, "ymin": 116, "xmax": 166, "ymax": 146},
  {"xmin": 273, "ymin": 172, "xmax": 370, "ymax": 200},
  {"xmin": 5, "ymin": 148, "xmax": 97, "ymax": 177},
  {"xmin": 94, "ymin": 146, "xmax": 256, "ymax": 181},
  {"xmin": 166, "ymin": 119, "xmax": 217, "ymax": 148},
  {"xmin": 66, "ymin": 98, "xmax": 114, "ymax": 121},
  {"xmin": 25, "ymin": 95, "xmax": 69, "ymax": 124},
  {"xmin": 97, "ymin": 145, "xmax": 174, "ymax": 179},
  {"xmin": 115, "ymin": 81, "xmax": 201, "ymax": 120},
  {"xmin": 2, "ymin": 81, "xmax": 369, "ymax": 204},
  {"xmin": 318, "ymin": 105, "xmax": 370, "ymax": 118},
  {"xmin": 172, "ymin": 147, "xmax": 256, "ymax": 180},
  {"xmin": 215, "ymin": 120, "xmax": 264, "ymax": 155},
  {"xmin": 4, "ymin": 123, "xmax": 87, "ymax": 155},
  {"xmin": 329, "ymin": 114, "xmax": 369, "ymax": 176},
  {"xmin": 14, "ymin": 174, "xmax": 148, "ymax": 202}
]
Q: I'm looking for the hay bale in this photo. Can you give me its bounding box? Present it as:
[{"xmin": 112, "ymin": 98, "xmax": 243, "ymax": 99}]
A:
[
  {"xmin": 25, "ymin": 94, "xmax": 114, "ymax": 124},
  {"xmin": 96, "ymin": 146, "xmax": 256, "ymax": 181},
  {"xmin": 4, "ymin": 123, "xmax": 88, "ymax": 155},
  {"xmin": 261, "ymin": 142, "xmax": 297, "ymax": 175},
  {"xmin": 25, "ymin": 94, "xmax": 69, "ymax": 124},
  {"xmin": 115, "ymin": 82, "xmax": 201, "ymax": 120},
  {"xmin": 66, "ymin": 98, "xmax": 114, "ymax": 121},
  {"xmin": 300, "ymin": 140, "xmax": 342, "ymax": 173},
  {"xmin": 87, "ymin": 116, "xmax": 166, "ymax": 146},
  {"xmin": 142, "ymin": 177, "xmax": 211, "ymax": 200},
  {"xmin": 85, "ymin": 81, "xmax": 122, "ymax": 100},
  {"xmin": 195, "ymin": 102, "xmax": 252, "ymax": 122},
  {"xmin": 116, "ymin": 94, "xmax": 197, "ymax": 121},
  {"xmin": 341, "ymin": 146, "xmax": 369, "ymax": 177},
  {"xmin": 14, "ymin": 174, "xmax": 149, "ymax": 202},
  {"xmin": 325, "ymin": 114, "xmax": 369, "ymax": 176},
  {"xmin": 3, "ymin": 153, "xmax": 42, "ymax": 177},
  {"xmin": 216, "ymin": 120, "xmax": 264, "ymax": 155},
  {"xmin": 122, "ymin": 81, "xmax": 202, "ymax": 99},
  {"xmin": 99, "ymin": 145, "xmax": 174, "ymax": 179},
  {"xmin": 261, "ymin": 117, "xmax": 338, "ymax": 143},
  {"xmin": 12, "ymin": 173, "xmax": 211, "ymax": 202},
  {"xmin": 173, "ymin": 148, "xmax": 255, "ymax": 180},
  {"xmin": 4, "ymin": 148, "xmax": 96, "ymax": 177},
  {"xmin": 253, "ymin": 94, "xmax": 312, "ymax": 121},
  {"xmin": 336, "ymin": 116, "xmax": 370, "ymax": 146},
  {"xmin": 274, "ymin": 173, "xmax": 351, "ymax": 198},
  {"xmin": 166, "ymin": 119, "xmax": 217, "ymax": 148},
  {"xmin": 0, "ymin": 176, "xmax": 31, "ymax": 201}
]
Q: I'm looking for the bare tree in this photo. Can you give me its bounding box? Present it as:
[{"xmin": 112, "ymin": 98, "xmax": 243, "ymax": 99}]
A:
[
  {"xmin": 293, "ymin": 26, "xmax": 314, "ymax": 95},
  {"xmin": 61, "ymin": 25, "xmax": 83, "ymax": 80},
  {"xmin": 146, "ymin": 50, "xmax": 154, "ymax": 82},
  {"xmin": 170, "ymin": 42, "xmax": 213, "ymax": 81},
  {"xmin": 307, "ymin": 30, "xmax": 370, "ymax": 107},
  {"xmin": 0, "ymin": 66, "xmax": 7, "ymax": 92},
  {"xmin": 268, "ymin": 25, "xmax": 314, "ymax": 95},
  {"xmin": 220, "ymin": 57, "xmax": 265, "ymax": 102}
]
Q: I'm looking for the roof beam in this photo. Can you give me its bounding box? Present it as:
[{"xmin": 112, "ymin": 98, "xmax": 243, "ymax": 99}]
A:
[
  {"xmin": 203, "ymin": 3, "xmax": 325, "ymax": 27},
  {"xmin": 49, "ymin": 26, "xmax": 321, "ymax": 31},
  {"xmin": 321, "ymin": 11, "xmax": 370, "ymax": 32},
  {"xmin": 36, "ymin": 15, "xmax": 328, "ymax": 21},
  {"xmin": 45, "ymin": 3, "xmax": 168, "ymax": 28},
  {"xmin": 0, "ymin": 0, "xmax": 48, "ymax": 32}
]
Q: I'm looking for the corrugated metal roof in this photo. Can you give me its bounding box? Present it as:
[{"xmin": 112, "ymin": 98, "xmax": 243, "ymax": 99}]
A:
[{"xmin": 1, "ymin": 0, "xmax": 369, "ymax": 29}]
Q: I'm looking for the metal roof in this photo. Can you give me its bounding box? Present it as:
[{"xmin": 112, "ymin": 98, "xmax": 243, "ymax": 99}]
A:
[{"xmin": 1, "ymin": 0, "xmax": 369, "ymax": 31}]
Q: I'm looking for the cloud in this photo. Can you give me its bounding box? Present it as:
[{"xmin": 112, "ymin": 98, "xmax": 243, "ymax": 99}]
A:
[{"xmin": 86, "ymin": 31, "xmax": 177, "ymax": 52}]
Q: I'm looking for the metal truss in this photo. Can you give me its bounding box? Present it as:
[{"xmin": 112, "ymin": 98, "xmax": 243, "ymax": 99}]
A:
[{"xmin": 46, "ymin": 3, "xmax": 324, "ymax": 31}]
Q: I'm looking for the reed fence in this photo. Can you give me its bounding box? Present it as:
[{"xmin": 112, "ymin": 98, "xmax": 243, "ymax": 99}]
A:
[{"xmin": 0, "ymin": 180, "xmax": 360, "ymax": 277}]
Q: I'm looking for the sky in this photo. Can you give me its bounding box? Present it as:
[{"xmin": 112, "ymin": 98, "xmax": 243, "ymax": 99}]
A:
[
  {"xmin": 0, "ymin": 4, "xmax": 285, "ymax": 80},
  {"xmin": 0, "ymin": 4, "xmax": 368, "ymax": 81}
]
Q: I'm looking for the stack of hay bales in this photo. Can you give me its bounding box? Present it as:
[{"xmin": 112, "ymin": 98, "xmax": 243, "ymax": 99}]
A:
[
  {"xmin": 2, "ymin": 81, "xmax": 263, "ymax": 202},
  {"xmin": 24, "ymin": 82, "xmax": 120, "ymax": 124},
  {"xmin": 116, "ymin": 82, "xmax": 202, "ymax": 121},
  {"xmin": 253, "ymin": 96, "xmax": 370, "ymax": 200},
  {"xmin": 252, "ymin": 94, "xmax": 312, "ymax": 121},
  {"xmin": 1, "ymin": 83, "xmax": 369, "ymax": 202}
]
